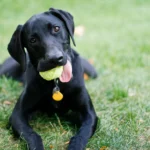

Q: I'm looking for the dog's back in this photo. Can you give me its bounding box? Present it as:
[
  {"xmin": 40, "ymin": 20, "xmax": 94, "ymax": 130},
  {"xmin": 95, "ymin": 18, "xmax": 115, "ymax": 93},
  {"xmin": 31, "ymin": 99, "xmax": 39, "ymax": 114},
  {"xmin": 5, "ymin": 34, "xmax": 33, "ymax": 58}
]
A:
[{"xmin": 0, "ymin": 57, "xmax": 24, "ymax": 82}]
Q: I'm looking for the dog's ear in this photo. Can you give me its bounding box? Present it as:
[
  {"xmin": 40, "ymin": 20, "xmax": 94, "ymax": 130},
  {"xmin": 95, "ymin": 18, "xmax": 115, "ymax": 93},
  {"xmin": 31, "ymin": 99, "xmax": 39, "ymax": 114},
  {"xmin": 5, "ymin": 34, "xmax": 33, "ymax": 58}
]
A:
[
  {"xmin": 49, "ymin": 8, "xmax": 76, "ymax": 46},
  {"xmin": 8, "ymin": 25, "xmax": 26, "ymax": 71}
]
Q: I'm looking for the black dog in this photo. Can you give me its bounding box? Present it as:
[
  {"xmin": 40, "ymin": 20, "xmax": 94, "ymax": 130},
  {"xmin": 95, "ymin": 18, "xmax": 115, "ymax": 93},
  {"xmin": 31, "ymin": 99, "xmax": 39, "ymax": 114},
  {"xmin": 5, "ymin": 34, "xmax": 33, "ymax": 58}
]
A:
[{"xmin": 0, "ymin": 8, "xmax": 98, "ymax": 150}]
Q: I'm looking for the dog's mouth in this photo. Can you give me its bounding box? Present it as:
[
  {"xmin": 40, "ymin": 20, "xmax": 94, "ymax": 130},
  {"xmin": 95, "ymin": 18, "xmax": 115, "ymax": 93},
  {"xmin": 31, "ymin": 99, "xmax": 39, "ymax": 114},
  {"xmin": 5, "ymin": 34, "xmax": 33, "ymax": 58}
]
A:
[
  {"xmin": 37, "ymin": 56, "xmax": 66, "ymax": 72},
  {"xmin": 38, "ymin": 58, "xmax": 72, "ymax": 83}
]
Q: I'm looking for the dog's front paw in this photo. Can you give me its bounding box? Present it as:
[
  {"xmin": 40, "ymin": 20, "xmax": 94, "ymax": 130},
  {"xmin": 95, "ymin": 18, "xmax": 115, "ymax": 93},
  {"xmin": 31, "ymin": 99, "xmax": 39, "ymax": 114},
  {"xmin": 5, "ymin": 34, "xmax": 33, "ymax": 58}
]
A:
[
  {"xmin": 68, "ymin": 136, "xmax": 87, "ymax": 150},
  {"xmin": 27, "ymin": 132, "xmax": 44, "ymax": 150}
]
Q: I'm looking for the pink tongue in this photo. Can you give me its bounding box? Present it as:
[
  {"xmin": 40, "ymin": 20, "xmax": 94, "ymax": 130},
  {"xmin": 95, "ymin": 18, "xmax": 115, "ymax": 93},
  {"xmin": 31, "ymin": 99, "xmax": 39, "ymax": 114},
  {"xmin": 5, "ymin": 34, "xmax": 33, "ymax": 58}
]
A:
[{"xmin": 59, "ymin": 60, "xmax": 72, "ymax": 83}]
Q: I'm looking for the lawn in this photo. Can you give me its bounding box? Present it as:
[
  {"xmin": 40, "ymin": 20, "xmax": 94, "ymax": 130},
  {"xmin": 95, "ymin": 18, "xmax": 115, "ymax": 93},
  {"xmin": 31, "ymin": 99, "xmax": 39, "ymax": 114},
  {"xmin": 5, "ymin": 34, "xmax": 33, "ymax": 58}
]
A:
[{"xmin": 0, "ymin": 0, "xmax": 150, "ymax": 150}]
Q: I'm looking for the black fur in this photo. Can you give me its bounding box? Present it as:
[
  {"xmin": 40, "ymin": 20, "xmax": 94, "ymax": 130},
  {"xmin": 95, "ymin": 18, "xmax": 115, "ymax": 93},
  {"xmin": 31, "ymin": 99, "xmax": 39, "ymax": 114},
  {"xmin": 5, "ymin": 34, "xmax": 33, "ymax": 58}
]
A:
[{"xmin": 0, "ymin": 8, "xmax": 98, "ymax": 150}]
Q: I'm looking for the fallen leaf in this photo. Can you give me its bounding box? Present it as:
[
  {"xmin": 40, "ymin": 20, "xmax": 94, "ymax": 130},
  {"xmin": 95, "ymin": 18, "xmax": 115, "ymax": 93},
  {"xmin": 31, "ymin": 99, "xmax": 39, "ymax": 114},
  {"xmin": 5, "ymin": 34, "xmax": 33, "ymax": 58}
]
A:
[
  {"xmin": 49, "ymin": 145, "xmax": 53, "ymax": 149},
  {"xmin": 3, "ymin": 100, "xmax": 12, "ymax": 105},
  {"xmin": 100, "ymin": 146, "xmax": 107, "ymax": 150},
  {"xmin": 75, "ymin": 25, "xmax": 85, "ymax": 36},
  {"xmin": 65, "ymin": 141, "xmax": 70, "ymax": 145},
  {"xmin": 84, "ymin": 73, "xmax": 89, "ymax": 80},
  {"xmin": 88, "ymin": 59, "xmax": 94, "ymax": 65},
  {"xmin": 115, "ymin": 128, "xmax": 119, "ymax": 132}
]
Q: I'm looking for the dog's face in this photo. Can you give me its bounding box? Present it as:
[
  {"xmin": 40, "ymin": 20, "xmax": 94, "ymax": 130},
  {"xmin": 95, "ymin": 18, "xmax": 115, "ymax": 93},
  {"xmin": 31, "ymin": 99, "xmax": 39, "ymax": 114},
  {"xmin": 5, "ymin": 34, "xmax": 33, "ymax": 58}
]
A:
[
  {"xmin": 23, "ymin": 13, "xmax": 71, "ymax": 71},
  {"xmin": 8, "ymin": 8, "xmax": 76, "ymax": 74}
]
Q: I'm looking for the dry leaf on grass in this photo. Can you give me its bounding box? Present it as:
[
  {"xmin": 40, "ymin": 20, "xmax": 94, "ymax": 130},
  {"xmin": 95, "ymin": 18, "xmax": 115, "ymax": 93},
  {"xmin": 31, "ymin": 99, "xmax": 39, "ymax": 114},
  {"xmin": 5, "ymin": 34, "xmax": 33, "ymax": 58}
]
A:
[
  {"xmin": 65, "ymin": 141, "xmax": 70, "ymax": 145},
  {"xmin": 100, "ymin": 146, "xmax": 108, "ymax": 150},
  {"xmin": 3, "ymin": 100, "xmax": 12, "ymax": 105},
  {"xmin": 75, "ymin": 25, "xmax": 85, "ymax": 36},
  {"xmin": 88, "ymin": 59, "xmax": 94, "ymax": 65},
  {"xmin": 49, "ymin": 145, "xmax": 53, "ymax": 149},
  {"xmin": 84, "ymin": 73, "xmax": 89, "ymax": 80}
]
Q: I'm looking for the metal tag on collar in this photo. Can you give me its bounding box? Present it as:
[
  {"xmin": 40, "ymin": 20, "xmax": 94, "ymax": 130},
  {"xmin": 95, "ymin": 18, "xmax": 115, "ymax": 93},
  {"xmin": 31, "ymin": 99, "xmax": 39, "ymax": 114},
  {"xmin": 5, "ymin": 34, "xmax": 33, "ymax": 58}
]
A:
[{"xmin": 52, "ymin": 79, "xmax": 63, "ymax": 101}]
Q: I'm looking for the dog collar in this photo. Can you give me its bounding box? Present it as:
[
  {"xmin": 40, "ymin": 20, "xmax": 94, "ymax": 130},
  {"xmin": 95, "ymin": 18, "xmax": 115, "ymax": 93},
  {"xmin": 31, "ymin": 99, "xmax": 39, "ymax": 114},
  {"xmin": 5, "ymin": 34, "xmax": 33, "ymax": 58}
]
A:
[{"xmin": 52, "ymin": 79, "xmax": 63, "ymax": 101}]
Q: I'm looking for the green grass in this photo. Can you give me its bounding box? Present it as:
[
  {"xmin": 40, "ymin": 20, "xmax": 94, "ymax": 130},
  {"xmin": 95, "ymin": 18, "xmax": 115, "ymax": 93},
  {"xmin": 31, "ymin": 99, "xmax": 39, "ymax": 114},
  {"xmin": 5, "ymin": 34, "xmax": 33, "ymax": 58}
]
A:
[{"xmin": 0, "ymin": 0, "xmax": 150, "ymax": 149}]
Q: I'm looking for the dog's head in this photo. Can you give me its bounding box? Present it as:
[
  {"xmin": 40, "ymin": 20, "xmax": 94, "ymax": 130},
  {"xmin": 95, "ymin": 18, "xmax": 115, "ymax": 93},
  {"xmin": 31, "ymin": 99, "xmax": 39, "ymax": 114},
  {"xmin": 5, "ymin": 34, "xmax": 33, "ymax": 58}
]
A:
[{"xmin": 8, "ymin": 8, "xmax": 76, "ymax": 82}]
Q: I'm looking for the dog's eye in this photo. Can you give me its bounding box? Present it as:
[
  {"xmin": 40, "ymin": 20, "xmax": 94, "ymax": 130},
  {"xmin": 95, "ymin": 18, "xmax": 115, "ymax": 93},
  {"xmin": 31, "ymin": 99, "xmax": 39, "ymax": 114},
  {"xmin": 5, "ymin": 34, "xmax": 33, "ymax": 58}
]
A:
[
  {"xmin": 53, "ymin": 26, "xmax": 60, "ymax": 32},
  {"xmin": 30, "ymin": 38, "xmax": 36, "ymax": 43}
]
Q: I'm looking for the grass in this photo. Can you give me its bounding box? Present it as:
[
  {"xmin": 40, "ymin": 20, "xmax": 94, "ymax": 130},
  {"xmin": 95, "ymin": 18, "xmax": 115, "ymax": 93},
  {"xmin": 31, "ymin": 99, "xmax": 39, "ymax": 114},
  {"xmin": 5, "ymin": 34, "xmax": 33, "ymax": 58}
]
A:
[{"xmin": 0, "ymin": 0, "xmax": 150, "ymax": 149}]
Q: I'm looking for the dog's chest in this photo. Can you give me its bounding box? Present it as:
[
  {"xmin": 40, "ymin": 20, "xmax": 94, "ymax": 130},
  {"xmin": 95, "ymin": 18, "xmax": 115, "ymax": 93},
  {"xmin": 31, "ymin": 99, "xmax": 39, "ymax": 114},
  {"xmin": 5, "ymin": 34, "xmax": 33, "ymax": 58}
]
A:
[
  {"xmin": 44, "ymin": 91, "xmax": 69, "ymax": 113},
  {"xmin": 50, "ymin": 98, "xmax": 70, "ymax": 114},
  {"xmin": 42, "ymin": 80, "xmax": 73, "ymax": 113}
]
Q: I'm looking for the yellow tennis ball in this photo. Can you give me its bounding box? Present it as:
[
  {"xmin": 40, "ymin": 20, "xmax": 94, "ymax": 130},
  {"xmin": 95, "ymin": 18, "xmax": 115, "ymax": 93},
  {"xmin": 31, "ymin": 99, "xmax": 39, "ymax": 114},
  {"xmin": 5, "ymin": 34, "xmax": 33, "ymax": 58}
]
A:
[{"xmin": 39, "ymin": 66, "xmax": 63, "ymax": 81}]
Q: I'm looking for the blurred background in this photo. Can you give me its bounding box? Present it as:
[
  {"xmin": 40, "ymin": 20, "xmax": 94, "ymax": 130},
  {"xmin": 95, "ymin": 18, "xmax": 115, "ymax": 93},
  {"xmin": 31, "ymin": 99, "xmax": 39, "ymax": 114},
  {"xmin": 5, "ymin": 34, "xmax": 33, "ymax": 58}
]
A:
[{"xmin": 0, "ymin": 0, "xmax": 150, "ymax": 150}]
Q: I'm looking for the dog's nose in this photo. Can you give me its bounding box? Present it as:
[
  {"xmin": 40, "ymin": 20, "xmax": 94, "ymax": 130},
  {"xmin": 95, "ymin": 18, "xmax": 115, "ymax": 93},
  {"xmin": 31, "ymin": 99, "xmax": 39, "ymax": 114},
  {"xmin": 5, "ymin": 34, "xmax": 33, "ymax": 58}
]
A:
[
  {"xmin": 57, "ymin": 56, "xmax": 63, "ymax": 63},
  {"xmin": 45, "ymin": 53, "xmax": 64, "ymax": 64}
]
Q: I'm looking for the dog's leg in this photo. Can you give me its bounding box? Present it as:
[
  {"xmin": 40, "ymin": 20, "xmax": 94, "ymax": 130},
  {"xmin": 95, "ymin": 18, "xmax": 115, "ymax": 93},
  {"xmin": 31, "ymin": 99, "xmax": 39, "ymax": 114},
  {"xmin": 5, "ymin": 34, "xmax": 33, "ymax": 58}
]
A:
[
  {"xmin": 80, "ymin": 57, "xmax": 98, "ymax": 78},
  {"xmin": 9, "ymin": 87, "xmax": 44, "ymax": 150},
  {"xmin": 0, "ymin": 57, "xmax": 23, "ymax": 82},
  {"xmin": 68, "ymin": 89, "xmax": 98, "ymax": 150}
]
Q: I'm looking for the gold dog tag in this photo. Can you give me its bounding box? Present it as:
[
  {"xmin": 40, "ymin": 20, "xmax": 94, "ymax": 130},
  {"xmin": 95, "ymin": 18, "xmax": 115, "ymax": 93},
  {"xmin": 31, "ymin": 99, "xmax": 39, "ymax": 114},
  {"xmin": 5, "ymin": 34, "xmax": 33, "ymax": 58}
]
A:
[{"xmin": 52, "ymin": 79, "xmax": 63, "ymax": 101}]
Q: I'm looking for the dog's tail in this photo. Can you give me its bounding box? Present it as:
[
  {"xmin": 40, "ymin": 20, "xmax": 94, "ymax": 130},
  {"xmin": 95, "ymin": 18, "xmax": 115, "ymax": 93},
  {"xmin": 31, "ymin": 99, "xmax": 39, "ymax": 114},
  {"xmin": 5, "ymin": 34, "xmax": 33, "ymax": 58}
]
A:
[{"xmin": 81, "ymin": 57, "xmax": 98, "ymax": 79}]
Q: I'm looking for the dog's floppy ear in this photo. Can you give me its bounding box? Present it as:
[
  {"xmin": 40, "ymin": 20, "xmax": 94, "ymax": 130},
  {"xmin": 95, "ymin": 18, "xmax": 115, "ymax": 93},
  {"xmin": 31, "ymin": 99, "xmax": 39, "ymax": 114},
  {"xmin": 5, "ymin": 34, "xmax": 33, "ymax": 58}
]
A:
[
  {"xmin": 8, "ymin": 25, "xmax": 26, "ymax": 71},
  {"xmin": 49, "ymin": 8, "xmax": 76, "ymax": 46}
]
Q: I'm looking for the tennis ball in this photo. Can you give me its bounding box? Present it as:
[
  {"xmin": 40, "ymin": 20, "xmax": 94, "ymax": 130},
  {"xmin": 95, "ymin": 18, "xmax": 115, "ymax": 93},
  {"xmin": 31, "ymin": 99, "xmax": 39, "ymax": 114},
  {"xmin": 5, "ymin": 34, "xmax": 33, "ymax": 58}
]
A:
[{"xmin": 39, "ymin": 66, "xmax": 63, "ymax": 81}]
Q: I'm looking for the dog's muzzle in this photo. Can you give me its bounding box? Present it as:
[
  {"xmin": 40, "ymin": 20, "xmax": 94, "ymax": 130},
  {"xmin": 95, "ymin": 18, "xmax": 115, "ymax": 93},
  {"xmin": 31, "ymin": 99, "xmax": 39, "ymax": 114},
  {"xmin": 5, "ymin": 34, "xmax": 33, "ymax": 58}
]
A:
[{"xmin": 37, "ymin": 54, "xmax": 67, "ymax": 72}]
